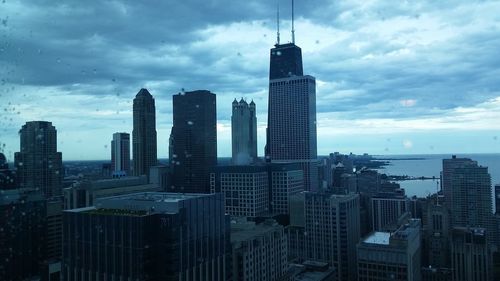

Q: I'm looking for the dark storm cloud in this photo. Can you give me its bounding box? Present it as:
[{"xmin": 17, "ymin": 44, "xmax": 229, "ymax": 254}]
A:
[{"xmin": 1, "ymin": 0, "xmax": 500, "ymax": 121}]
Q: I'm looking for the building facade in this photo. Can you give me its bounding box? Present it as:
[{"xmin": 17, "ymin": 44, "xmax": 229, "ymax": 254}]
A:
[
  {"xmin": 230, "ymin": 219, "xmax": 288, "ymax": 281},
  {"xmin": 450, "ymin": 227, "xmax": 491, "ymax": 281},
  {"xmin": 169, "ymin": 90, "xmax": 217, "ymax": 193},
  {"xmin": 63, "ymin": 192, "xmax": 230, "ymax": 281},
  {"xmin": 266, "ymin": 43, "xmax": 318, "ymax": 192},
  {"xmin": 132, "ymin": 88, "xmax": 157, "ymax": 177},
  {"xmin": 0, "ymin": 189, "xmax": 46, "ymax": 281},
  {"xmin": 231, "ymin": 98, "xmax": 257, "ymax": 165},
  {"xmin": 211, "ymin": 166, "xmax": 269, "ymax": 218},
  {"xmin": 14, "ymin": 121, "xmax": 63, "ymax": 198},
  {"xmin": 371, "ymin": 192, "xmax": 410, "ymax": 231},
  {"xmin": 111, "ymin": 132, "xmax": 130, "ymax": 176},
  {"xmin": 304, "ymin": 192, "xmax": 360, "ymax": 281}
]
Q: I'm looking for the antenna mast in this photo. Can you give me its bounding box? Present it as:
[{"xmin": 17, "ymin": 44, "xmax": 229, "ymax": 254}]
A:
[
  {"xmin": 291, "ymin": 0, "xmax": 295, "ymax": 44},
  {"xmin": 276, "ymin": 1, "xmax": 281, "ymax": 45}
]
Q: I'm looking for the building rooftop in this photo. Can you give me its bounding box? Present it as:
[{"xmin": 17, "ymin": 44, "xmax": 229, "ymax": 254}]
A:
[
  {"xmin": 231, "ymin": 218, "xmax": 282, "ymax": 243},
  {"xmin": 103, "ymin": 192, "xmax": 212, "ymax": 203},
  {"xmin": 364, "ymin": 232, "xmax": 391, "ymax": 245}
]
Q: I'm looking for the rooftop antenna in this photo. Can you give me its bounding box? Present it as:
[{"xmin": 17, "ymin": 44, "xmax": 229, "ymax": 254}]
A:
[
  {"xmin": 291, "ymin": 0, "xmax": 295, "ymax": 44},
  {"xmin": 276, "ymin": 1, "xmax": 281, "ymax": 45}
]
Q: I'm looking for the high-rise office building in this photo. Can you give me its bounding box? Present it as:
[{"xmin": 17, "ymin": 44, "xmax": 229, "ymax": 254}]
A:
[
  {"xmin": 231, "ymin": 98, "xmax": 257, "ymax": 165},
  {"xmin": 132, "ymin": 88, "xmax": 157, "ymax": 177},
  {"xmin": 266, "ymin": 41, "xmax": 318, "ymax": 191},
  {"xmin": 304, "ymin": 192, "xmax": 360, "ymax": 281},
  {"xmin": 14, "ymin": 121, "xmax": 63, "ymax": 198},
  {"xmin": 169, "ymin": 90, "xmax": 217, "ymax": 193},
  {"xmin": 357, "ymin": 219, "xmax": 422, "ymax": 281},
  {"xmin": 444, "ymin": 158, "xmax": 493, "ymax": 229},
  {"xmin": 63, "ymin": 192, "xmax": 230, "ymax": 281},
  {"xmin": 111, "ymin": 132, "xmax": 130, "ymax": 176},
  {"xmin": 211, "ymin": 165, "xmax": 269, "ymax": 218},
  {"xmin": 441, "ymin": 155, "xmax": 475, "ymax": 207}
]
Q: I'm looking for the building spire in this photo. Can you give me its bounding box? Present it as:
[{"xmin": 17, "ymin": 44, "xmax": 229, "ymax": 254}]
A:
[
  {"xmin": 276, "ymin": 0, "xmax": 281, "ymax": 45},
  {"xmin": 291, "ymin": 0, "xmax": 295, "ymax": 44}
]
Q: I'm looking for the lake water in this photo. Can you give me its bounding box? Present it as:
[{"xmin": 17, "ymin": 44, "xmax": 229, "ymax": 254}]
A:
[{"xmin": 375, "ymin": 153, "xmax": 500, "ymax": 199}]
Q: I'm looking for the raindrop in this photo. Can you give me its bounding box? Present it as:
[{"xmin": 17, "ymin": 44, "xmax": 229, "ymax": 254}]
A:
[
  {"xmin": 93, "ymin": 69, "xmax": 97, "ymax": 74},
  {"xmin": 276, "ymin": 51, "xmax": 282, "ymax": 56},
  {"xmin": 493, "ymin": 136, "xmax": 498, "ymax": 141},
  {"xmin": 56, "ymin": 58, "xmax": 61, "ymax": 63},
  {"xmin": 315, "ymin": 40, "xmax": 320, "ymax": 44},
  {"xmin": 237, "ymin": 52, "xmax": 242, "ymax": 57},
  {"xmin": 111, "ymin": 78, "xmax": 116, "ymax": 82},
  {"xmin": 195, "ymin": 104, "xmax": 199, "ymax": 108},
  {"xmin": 187, "ymin": 121, "xmax": 194, "ymax": 125},
  {"xmin": 104, "ymin": 144, "xmax": 108, "ymax": 149}
]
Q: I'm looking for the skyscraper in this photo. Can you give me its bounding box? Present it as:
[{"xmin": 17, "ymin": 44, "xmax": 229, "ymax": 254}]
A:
[
  {"xmin": 443, "ymin": 157, "xmax": 493, "ymax": 229},
  {"xmin": 169, "ymin": 90, "xmax": 217, "ymax": 193},
  {"xmin": 231, "ymin": 98, "xmax": 257, "ymax": 165},
  {"xmin": 304, "ymin": 192, "xmax": 360, "ymax": 281},
  {"xmin": 266, "ymin": 42, "xmax": 318, "ymax": 191},
  {"xmin": 14, "ymin": 121, "xmax": 63, "ymax": 198},
  {"xmin": 111, "ymin": 132, "xmax": 130, "ymax": 176},
  {"xmin": 132, "ymin": 88, "xmax": 157, "ymax": 177}
]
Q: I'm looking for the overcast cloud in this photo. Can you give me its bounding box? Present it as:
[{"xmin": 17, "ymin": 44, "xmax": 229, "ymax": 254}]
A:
[{"xmin": 1, "ymin": 0, "xmax": 500, "ymax": 160}]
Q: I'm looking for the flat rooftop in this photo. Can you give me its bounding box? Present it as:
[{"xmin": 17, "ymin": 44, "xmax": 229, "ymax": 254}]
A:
[
  {"xmin": 102, "ymin": 192, "xmax": 213, "ymax": 203},
  {"xmin": 364, "ymin": 232, "xmax": 391, "ymax": 245}
]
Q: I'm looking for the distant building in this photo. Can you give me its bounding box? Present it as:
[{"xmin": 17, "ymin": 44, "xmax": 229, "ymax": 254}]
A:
[
  {"xmin": 266, "ymin": 42, "xmax": 318, "ymax": 192},
  {"xmin": 211, "ymin": 163, "xmax": 303, "ymax": 217},
  {"xmin": 357, "ymin": 219, "xmax": 421, "ymax": 281},
  {"xmin": 304, "ymin": 192, "xmax": 360, "ymax": 281},
  {"xmin": 230, "ymin": 218, "xmax": 288, "ymax": 281},
  {"xmin": 371, "ymin": 192, "xmax": 410, "ymax": 231},
  {"xmin": 132, "ymin": 88, "xmax": 157, "ymax": 177},
  {"xmin": 231, "ymin": 98, "xmax": 257, "ymax": 165},
  {"xmin": 63, "ymin": 192, "xmax": 230, "ymax": 281},
  {"xmin": 111, "ymin": 132, "xmax": 130, "ymax": 176},
  {"xmin": 450, "ymin": 227, "xmax": 491, "ymax": 281},
  {"xmin": 14, "ymin": 121, "xmax": 63, "ymax": 198},
  {"xmin": 0, "ymin": 189, "xmax": 46, "ymax": 281},
  {"xmin": 169, "ymin": 90, "xmax": 217, "ymax": 193}
]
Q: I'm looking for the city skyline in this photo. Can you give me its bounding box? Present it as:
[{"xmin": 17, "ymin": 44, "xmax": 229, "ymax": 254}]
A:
[{"xmin": 1, "ymin": 1, "xmax": 500, "ymax": 160}]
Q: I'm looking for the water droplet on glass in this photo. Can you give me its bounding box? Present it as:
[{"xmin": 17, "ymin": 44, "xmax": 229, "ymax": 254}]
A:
[{"xmin": 187, "ymin": 121, "xmax": 194, "ymax": 125}]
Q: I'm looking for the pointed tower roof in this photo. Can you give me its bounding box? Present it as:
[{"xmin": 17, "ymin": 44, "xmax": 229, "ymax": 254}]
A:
[
  {"xmin": 232, "ymin": 98, "xmax": 238, "ymax": 105},
  {"xmin": 249, "ymin": 99, "xmax": 255, "ymax": 106},
  {"xmin": 136, "ymin": 88, "xmax": 152, "ymax": 98}
]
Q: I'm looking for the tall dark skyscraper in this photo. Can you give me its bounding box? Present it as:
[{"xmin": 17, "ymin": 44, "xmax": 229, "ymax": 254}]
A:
[
  {"xmin": 169, "ymin": 90, "xmax": 217, "ymax": 193},
  {"xmin": 111, "ymin": 132, "xmax": 130, "ymax": 176},
  {"xmin": 132, "ymin": 88, "xmax": 157, "ymax": 177},
  {"xmin": 14, "ymin": 121, "xmax": 63, "ymax": 198},
  {"xmin": 266, "ymin": 41, "xmax": 318, "ymax": 191},
  {"xmin": 231, "ymin": 98, "xmax": 257, "ymax": 165}
]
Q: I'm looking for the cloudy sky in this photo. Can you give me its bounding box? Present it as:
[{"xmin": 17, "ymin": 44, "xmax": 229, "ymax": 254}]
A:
[{"xmin": 1, "ymin": 0, "xmax": 500, "ymax": 160}]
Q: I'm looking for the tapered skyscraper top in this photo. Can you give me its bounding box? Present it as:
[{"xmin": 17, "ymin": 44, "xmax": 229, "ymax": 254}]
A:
[
  {"xmin": 269, "ymin": 43, "xmax": 303, "ymax": 80},
  {"xmin": 132, "ymin": 88, "xmax": 157, "ymax": 178},
  {"xmin": 14, "ymin": 121, "xmax": 63, "ymax": 198}
]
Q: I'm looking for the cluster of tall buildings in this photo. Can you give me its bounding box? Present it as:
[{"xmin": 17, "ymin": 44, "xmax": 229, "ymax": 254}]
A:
[{"xmin": 3, "ymin": 8, "xmax": 500, "ymax": 281}]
